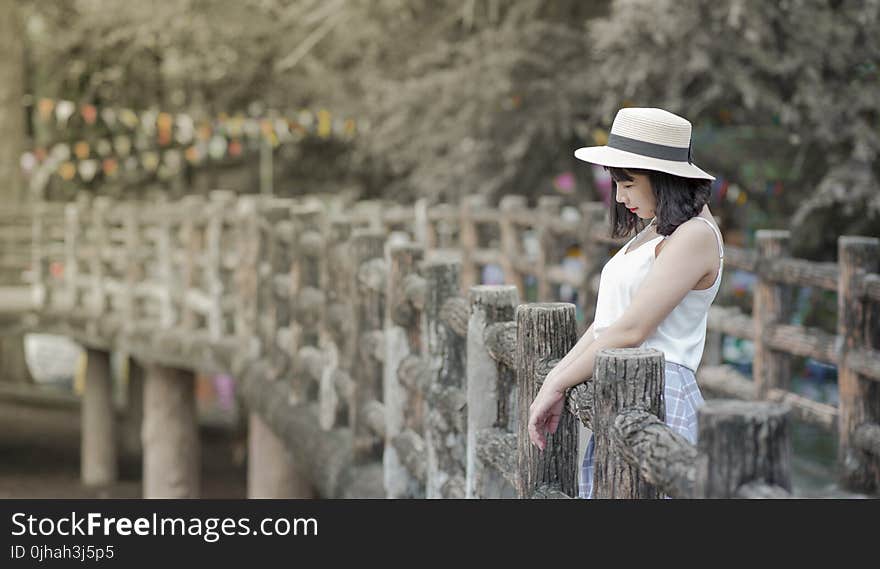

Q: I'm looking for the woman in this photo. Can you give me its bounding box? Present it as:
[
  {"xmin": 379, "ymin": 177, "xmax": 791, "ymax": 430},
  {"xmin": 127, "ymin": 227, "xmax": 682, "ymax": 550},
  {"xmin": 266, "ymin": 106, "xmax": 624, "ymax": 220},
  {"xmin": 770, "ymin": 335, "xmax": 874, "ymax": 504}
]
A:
[{"xmin": 526, "ymin": 107, "xmax": 724, "ymax": 498}]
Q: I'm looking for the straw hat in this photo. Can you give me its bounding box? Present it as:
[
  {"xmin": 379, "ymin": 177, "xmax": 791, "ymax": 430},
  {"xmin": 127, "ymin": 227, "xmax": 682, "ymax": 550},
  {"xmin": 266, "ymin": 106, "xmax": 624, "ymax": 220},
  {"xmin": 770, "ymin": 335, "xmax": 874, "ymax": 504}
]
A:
[{"xmin": 574, "ymin": 108, "xmax": 715, "ymax": 180}]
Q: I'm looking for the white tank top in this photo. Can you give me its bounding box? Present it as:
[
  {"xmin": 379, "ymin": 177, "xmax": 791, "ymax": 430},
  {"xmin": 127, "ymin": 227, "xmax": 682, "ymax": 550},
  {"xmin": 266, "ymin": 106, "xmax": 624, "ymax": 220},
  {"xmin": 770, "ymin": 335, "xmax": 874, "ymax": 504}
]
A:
[{"xmin": 592, "ymin": 216, "xmax": 724, "ymax": 373}]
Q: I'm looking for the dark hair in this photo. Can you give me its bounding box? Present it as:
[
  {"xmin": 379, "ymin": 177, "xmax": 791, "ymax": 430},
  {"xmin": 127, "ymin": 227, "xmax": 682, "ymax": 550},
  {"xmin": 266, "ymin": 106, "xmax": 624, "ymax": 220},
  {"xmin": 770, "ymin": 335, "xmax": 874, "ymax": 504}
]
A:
[{"xmin": 605, "ymin": 166, "xmax": 712, "ymax": 239}]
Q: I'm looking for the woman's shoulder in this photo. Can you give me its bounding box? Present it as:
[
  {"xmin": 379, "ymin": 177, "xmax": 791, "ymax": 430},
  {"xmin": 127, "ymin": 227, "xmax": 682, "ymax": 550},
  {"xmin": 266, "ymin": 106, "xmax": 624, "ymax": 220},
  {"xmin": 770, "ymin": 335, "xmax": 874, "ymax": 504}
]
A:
[{"xmin": 661, "ymin": 216, "xmax": 722, "ymax": 258}]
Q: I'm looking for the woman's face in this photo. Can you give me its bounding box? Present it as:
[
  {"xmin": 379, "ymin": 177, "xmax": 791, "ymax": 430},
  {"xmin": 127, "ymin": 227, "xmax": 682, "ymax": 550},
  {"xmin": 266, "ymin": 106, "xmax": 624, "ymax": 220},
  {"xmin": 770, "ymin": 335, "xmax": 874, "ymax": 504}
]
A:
[{"xmin": 614, "ymin": 172, "xmax": 656, "ymax": 219}]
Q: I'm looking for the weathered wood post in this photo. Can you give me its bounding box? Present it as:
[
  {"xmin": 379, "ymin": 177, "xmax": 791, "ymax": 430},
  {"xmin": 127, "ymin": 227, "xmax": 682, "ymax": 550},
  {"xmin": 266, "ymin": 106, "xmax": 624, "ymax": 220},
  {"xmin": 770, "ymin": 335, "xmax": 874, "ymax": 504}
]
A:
[
  {"xmin": 289, "ymin": 201, "xmax": 326, "ymax": 403},
  {"xmin": 87, "ymin": 197, "xmax": 110, "ymax": 332},
  {"xmin": 459, "ymin": 195, "xmax": 483, "ymax": 291},
  {"xmin": 232, "ymin": 197, "xmax": 260, "ymax": 367},
  {"xmin": 121, "ymin": 356, "xmax": 144, "ymax": 458},
  {"xmin": 578, "ymin": 201, "xmax": 607, "ymax": 330},
  {"xmin": 30, "ymin": 200, "xmax": 49, "ymax": 310},
  {"xmin": 255, "ymin": 198, "xmax": 294, "ymax": 380},
  {"xmin": 321, "ymin": 218, "xmax": 356, "ymax": 431},
  {"xmin": 515, "ymin": 302, "xmax": 579, "ymax": 498},
  {"xmin": 837, "ymin": 235, "xmax": 880, "ymax": 493},
  {"xmin": 467, "ymin": 285, "xmax": 519, "ymax": 498},
  {"xmin": 423, "ymin": 255, "xmax": 468, "ymax": 498},
  {"xmin": 592, "ymin": 347, "xmax": 665, "ymax": 499},
  {"xmin": 81, "ymin": 348, "xmax": 117, "ymax": 486},
  {"xmin": 178, "ymin": 196, "xmax": 205, "ymax": 335},
  {"xmin": 498, "ymin": 196, "xmax": 527, "ymax": 298},
  {"xmin": 351, "ymin": 229, "xmax": 387, "ymax": 461},
  {"xmin": 413, "ymin": 198, "xmax": 435, "ymax": 250},
  {"xmin": 695, "ymin": 400, "xmax": 792, "ymax": 498},
  {"xmin": 384, "ymin": 243, "xmax": 426, "ymax": 497},
  {"xmin": 142, "ymin": 362, "xmax": 200, "ymax": 498},
  {"xmin": 205, "ymin": 191, "xmax": 235, "ymax": 340},
  {"xmin": 753, "ymin": 230, "xmax": 792, "ymax": 397},
  {"xmin": 536, "ymin": 196, "xmax": 562, "ymax": 302}
]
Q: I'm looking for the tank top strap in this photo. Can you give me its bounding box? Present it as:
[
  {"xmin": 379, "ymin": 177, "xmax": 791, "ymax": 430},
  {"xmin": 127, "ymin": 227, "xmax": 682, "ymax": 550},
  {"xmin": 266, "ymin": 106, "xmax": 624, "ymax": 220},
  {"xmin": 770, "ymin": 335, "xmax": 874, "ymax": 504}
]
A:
[{"xmin": 691, "ymin": 216, "xmax": 724, "ymax": 259}]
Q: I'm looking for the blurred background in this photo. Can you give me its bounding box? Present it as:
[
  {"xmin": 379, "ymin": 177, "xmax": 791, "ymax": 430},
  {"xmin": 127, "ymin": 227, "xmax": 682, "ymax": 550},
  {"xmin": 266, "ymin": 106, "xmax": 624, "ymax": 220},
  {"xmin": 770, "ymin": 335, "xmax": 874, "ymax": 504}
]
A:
[{"xmin": 0, "ymin": 0, "xmax": 877, "ymax": 497}]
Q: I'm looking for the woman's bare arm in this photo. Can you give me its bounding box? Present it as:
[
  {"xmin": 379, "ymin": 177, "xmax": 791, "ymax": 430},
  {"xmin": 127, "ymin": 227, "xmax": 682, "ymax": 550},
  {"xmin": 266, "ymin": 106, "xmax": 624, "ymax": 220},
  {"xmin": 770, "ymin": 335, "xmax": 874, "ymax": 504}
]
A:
[{"xmin": 545, "ymin": 321, "xmax": 596, "ymax": 385}]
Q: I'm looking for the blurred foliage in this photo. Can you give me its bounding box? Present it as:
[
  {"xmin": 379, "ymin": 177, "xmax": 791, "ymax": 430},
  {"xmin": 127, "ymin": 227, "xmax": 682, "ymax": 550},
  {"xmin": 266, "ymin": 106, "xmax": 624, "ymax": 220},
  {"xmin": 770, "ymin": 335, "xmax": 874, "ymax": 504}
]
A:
[{"xmin": 16, "ymin": 0, "xmax": 880, "ymax": 256}]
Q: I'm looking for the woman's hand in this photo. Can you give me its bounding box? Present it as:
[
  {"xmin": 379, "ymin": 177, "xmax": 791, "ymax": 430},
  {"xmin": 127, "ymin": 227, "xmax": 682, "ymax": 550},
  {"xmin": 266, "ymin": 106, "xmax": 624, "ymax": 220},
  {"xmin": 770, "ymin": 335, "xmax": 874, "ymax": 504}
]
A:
[{"xmin": 528, "ymin": 382, "xmax": 566, "ymax": 451}]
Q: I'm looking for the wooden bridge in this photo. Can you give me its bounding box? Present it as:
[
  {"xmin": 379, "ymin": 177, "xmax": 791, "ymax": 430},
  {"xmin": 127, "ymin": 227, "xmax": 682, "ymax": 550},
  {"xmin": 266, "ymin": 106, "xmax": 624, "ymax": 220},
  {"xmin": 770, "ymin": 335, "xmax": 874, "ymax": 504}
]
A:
[{"xmin": 0, "ymin": 192, "xmax": 878, "ymax": 498}]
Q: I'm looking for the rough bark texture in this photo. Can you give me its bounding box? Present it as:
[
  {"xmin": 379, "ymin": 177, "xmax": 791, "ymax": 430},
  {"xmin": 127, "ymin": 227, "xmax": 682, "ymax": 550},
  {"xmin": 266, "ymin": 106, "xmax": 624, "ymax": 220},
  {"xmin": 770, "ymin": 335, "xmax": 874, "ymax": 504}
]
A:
[
  {"xmin": 466, "ymin": 285, "xmax": 518, "ymax": 498},
  {"xmin": 515, "ymin": 303, "xmax": 578, "ymax": 498},
  {"xmin": 694, "ymin": 400, "xmax": 791, "ymax": 499},
  {"xmin": 610, "ymin": 408, "xmax": 697, "ymax": 498},
  {"xmin": 142, "ymin": 363, "xmax": 199, "ymax": 498},
  {"xmin": 423, "ymin": 259, "xmax": 467, "ymax": 498},
  {"xmin": 592, "ymin": 347, "xmax": 665, "ymax": 499},
  {"xmin": 566, "ymin": 382, "xmax": 593, "ymax": 430},
  {"xmin": 475, "ymin": 427, "xmax": 518, "ymax": 496},
  {"xmin": 484, "ymin": 321, "xmax": 516, "ymax": 370},
  {"xmin": 440, "ymin": 296, "xmax": 469, "ymax": 339},
  {"xmin": 392, "ymin": 428, "xmax": 427, "ymax": 484},
  {"xmin": 853, "ymin": 423, "xmax": 880, "ymax": 458},
  {"xmin": 81, "ymin": 349, "xmax": 118, "ymax": 486},
  {"xmin": 837, "ymin": 236, "xmax": 880, "ymax": 493},
  {"xmin": 753, "ymin": 230, "xmax": 792, "ymax": 397},
  {"xmin": 247, "ymin": 412, "xmax": 314, "ymax": 498}
]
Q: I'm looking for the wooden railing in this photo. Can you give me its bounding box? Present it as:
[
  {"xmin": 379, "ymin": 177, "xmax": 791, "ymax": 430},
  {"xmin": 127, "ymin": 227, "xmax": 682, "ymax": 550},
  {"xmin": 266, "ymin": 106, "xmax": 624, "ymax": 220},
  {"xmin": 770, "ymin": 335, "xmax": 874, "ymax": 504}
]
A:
[{"xmin": 1, "ymin": 193, "xmax": 877, "ymax": 497}]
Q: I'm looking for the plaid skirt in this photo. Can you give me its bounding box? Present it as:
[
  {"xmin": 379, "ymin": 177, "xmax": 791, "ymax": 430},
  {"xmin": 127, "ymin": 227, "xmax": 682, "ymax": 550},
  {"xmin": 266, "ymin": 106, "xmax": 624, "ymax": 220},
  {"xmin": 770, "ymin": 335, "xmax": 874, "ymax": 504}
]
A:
[{"xmin": 578, "ymin": 360, "xmax": 704, "ymax": 499}]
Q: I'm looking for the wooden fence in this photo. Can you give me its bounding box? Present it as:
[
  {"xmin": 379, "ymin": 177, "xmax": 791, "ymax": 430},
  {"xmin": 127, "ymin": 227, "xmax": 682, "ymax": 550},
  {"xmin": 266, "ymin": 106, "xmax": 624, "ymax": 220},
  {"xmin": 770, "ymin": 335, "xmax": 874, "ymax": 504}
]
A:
[{"xmin": 1, "ymin": 192, "xmax": 878, "ymax": 497}]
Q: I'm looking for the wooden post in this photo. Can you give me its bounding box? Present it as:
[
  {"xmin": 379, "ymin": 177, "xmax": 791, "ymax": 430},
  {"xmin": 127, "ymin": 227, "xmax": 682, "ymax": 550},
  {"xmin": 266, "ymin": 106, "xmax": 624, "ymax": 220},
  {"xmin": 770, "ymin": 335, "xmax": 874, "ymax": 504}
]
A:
[
  {"xmin": 536, "ymin": 196, "xmax": 562, "ymax": 302},
  {"xmin": 142, "ymin": 363, "xmax": 199, "ymax": 498},
  {"xmin": 247, "ymin": 413, "xmax": 314, "ymax": 498},
  {"xmin": 31, "ymin": 200, "xmax": 47, "ymax": 309},
  {"xmin": 233, "ymin": 197, "xmax": 260, "ymax": 361},
  {"xmin": 592, "ymin": 347, "xmax": 665, "ymax": 499},
  {"xmin": 694, "ymin": 400, "xmax": 791, "ymax": 498},
  {"xmin": 178, "ymin": 196, "xmax": 205, "ymax": 334},
  {"xmin": 205, "ymin": 191, "xmax": 234, "ymax": 339},
  {"xmin": 384, "ymin": 243, "xmax": 425, "ymax": 497},
  {"xmin": 121, "ymin": 356, "xmax": 144, "ymax": 458},
  {"xmin": 413, "ymin": 198, "xmax": 435, "ymax": 250},
  {"xmin": 459, "ymin": 195, "xmax": 483, "ymax": 291},
  {"xmin": 88, "ymin": 197, "xmax": 110, "ymax": 323},
  {"xmin": 81, "ymin": 348, "xmax": 117, "ymax": 486},
  {"xmin": 515, "ymin": 302, "xmax": 579, "ymax": 498},
  {"xmin": 753, "ymin": 230, "xmax": 792, "ymax": 397},
  {"xmin": 322, "ymin": 218, "xmax": 356, "ymax": 430},
  {"xmin": 578, "ymin": 202, "xmax": 606, "ymax": 332},
  {"xmin": 423, "ymin": 257, "xmax": 467, "ymax": 498},
  {"xmin": 499, "ymin": 196, "xmax": 527, "ymax": 298},
  {"xmin": 289, "ymin": 201, "xmax": 326, "ymax": 402},
  {"xmin": 351, "ymin": 229, "xmax": 387, "ymax": 462},
  {"xmin": 837, "ymin": 236, "xmax": 880, "ymax": 493},
  {"xmin": 154, "ymin": 197, "xmax": 175, "ymax": 330},
  {"xmin": 63, "ymin": 200, "xmax": 81, "ymax": 311},
  {"xmin": 466, "ymin": 285, "xmax": 519, "ymax": 498},
  {"xmin": 257, "ymin": 199, "xmax": 294, "ymax": 380}
]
